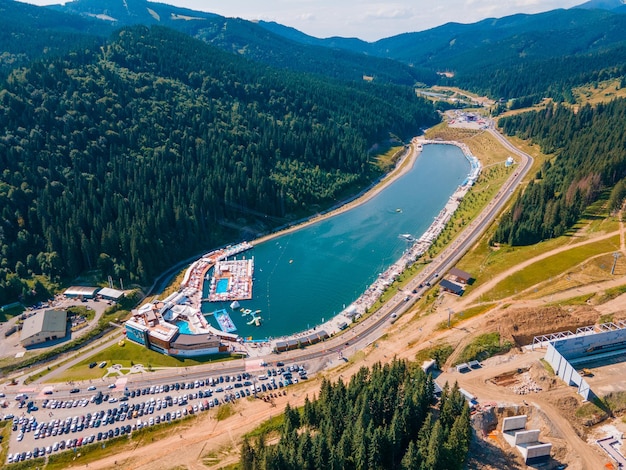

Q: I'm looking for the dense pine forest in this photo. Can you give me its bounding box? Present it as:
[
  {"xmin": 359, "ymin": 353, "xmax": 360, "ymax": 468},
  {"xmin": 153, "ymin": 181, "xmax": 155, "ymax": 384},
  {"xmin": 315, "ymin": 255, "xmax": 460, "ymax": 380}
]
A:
[
  {"xmin": 493, "ymin": 99, "xmax": 626, "ymax": 245},
  {"xmin": 240, "ymin": 360, "xmax": 471, "ymax": 470},
  {"xmin": 454, "ymin": 47, "xmax": 626, "ymax": 107},
  {"xmin": 0, "ymin": 25, "xmax": 438, "ymax": 304},
  {"xmin": 0, "ymin": 0, "xmax": 110, "ymax": 78}
]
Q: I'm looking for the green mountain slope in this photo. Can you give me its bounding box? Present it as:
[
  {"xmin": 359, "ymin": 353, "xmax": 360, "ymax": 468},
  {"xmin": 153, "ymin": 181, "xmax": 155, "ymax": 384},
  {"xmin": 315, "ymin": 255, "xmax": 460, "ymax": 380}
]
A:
[
  {"xmin": 260, "ymin": 7, "xmax": 626, "ymax": 102},
  {"xmin": 575, "ymin": 0, "xmax": 626, "ymax": 10},
  {"xmin": 0, "ymin": 0, "xmax": 110, "ymax": 77},
  {"xmin": 48, "ymin": 0, "xmax": 435, "ymax": 85},
  {"xmin": 373, "ymin": 9, "xmax": 626, "ymax": 65},
  {"xmin": 494, "ymin": 100, "xmax": 626, "ymax": 245},
  {"xmin": 0, "ymin": 26, "xmax": 437, "ymax": 302},
  {"xmin": 49, "ymin": 0, "xmax": 220, "ymax": 31}
]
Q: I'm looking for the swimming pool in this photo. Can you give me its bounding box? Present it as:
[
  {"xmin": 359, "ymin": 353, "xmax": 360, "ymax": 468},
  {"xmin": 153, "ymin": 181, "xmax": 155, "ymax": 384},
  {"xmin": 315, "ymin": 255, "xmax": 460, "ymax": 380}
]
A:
[
  {"xmin": 175, "ymin": 320, "xmax": 192, "ymax": 335},
  {"xmin": 215, "ymin": 278, "xmax": 229, "ymax": 294}
]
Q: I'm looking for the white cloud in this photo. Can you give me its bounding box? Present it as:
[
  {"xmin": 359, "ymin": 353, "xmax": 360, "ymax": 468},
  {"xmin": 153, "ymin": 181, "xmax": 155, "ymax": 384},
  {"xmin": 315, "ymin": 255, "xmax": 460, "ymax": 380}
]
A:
[
  {"xmin": 295, "ymin": 12, "xmax": 316, "ymax": 21},
  {"xmin": 363, "ymin": 7, "xmax": 415, "ymax": 20}
]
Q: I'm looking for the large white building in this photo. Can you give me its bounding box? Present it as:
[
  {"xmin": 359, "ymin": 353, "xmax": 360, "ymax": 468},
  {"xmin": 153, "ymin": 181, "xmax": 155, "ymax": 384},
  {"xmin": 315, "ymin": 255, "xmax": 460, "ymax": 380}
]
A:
[{"xmin": 20, "ymin": 309, "xmax": 68, "ymax": 347}]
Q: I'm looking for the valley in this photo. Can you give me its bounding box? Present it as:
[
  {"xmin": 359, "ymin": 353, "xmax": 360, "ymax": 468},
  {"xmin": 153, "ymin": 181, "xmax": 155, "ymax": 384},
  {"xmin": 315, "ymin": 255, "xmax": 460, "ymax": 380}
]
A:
[{"xmin": 2, "ymin": 1, "xmax": 626, "ymax": 469}]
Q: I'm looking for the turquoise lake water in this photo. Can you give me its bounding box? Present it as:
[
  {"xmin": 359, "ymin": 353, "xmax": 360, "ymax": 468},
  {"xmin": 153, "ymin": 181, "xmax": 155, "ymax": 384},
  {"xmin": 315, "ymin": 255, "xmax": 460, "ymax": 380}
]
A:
[{"xmin": 202, "ymin": 144, "xmax": 469, "ymax": 339}]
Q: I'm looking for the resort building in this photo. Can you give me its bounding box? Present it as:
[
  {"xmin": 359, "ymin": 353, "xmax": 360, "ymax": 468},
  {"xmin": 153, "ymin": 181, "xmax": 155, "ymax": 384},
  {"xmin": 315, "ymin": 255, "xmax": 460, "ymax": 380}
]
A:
[
  {"xmin": 125, "ymin": 297, "xmax": 232, "ymax": 357},
  {"xmin": 20, "ymin": 309, "xmax": 68, "ymax": 347},
  {"xmin": 169, "ymin": 334, "xmax": 225, "ymax": 357},
  {"xmin": 274, "ymin": 330, "xmax": 329, "ymax": 353}
]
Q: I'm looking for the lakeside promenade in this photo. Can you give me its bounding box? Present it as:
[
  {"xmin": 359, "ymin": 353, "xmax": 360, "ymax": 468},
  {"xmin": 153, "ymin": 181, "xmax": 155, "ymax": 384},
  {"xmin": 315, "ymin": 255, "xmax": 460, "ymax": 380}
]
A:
[{"xmin": 258, "ymin": 139, "xmax": 482, "ymax": 354}]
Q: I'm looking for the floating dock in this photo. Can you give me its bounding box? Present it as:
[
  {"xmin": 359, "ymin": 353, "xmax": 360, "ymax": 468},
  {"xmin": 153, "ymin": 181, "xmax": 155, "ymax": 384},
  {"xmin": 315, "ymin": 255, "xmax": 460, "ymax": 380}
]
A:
[
  {"xmin": 213, "ymin": 309, "xmax": 237, "ymax": 333},
  {"xmin": 181, "ymin": 242, "xmax": 253, "ymax": 293},
  {"xmin": 208, "ymin": 258, "xmax": 254, "ymax": 302}
]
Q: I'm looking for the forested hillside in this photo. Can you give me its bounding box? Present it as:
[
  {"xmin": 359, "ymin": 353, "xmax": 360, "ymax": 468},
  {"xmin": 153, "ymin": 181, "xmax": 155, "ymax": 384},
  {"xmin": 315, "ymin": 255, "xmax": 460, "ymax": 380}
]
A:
[
  {"xmin": 240, "ymin": 360, "xmax": 471, "ymax": 470},
  {"xmin": 0, "ymin": 0, "xmax": 109, "ymax": 78},
  {"xmin": 24, "ymin": 1, "xmax": 626, "ymax": 99},
  {"xmin": 493, "ymin": 99, "xmax": 626, "ymax": 245},
  {"xmin": 0, "ymin": 25, "xmax": 437, "ymax": 304},
  {"xmin": 263, "ymin": 7, "xmax": 626, "ymax": 105},
  {"xmin": 48, "ymin": 0, "xmax": 435, "ymax": 86},
  {"xmin": 194, "ymin": 17, "xmax": 436, "ymax": 87},
  {"xmin": 378, "ymin": 9, "xmax": 626, "ymax": 105}
]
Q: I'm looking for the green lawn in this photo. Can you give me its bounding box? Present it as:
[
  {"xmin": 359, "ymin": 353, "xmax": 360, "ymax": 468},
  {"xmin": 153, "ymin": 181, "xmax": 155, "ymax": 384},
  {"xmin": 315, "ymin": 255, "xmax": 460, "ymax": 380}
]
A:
[
  {"xmin": 50, "ymin": 340, "xmax": 240, "ymax": 383},
  {"xmin": 483, "ymin": 235, "xmax": 620, "ymax": 301},
  {"xmin": 456, "ymin": 333, "xmax": 512, "ymax": 364},
  {"xmin": 436, "ymin": 303, "xmax": 497, "ymax": 330},
  {"xmin": 457, "ymin": 191, "xmax": 618, "ymax": 299},
  {"xmin": 0, "ymin": 304, "xmax": 24, "ymax": 323}
]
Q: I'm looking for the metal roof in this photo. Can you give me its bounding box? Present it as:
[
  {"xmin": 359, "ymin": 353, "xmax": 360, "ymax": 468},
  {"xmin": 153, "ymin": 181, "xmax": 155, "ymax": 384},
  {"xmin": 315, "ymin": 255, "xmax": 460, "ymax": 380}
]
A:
[
  {"xmin": 21, "ymin": 309, "xmax": 67, "ymax": 342},
  {"xmin": 440, "ymin": 279, "xmax": 464, "ymax": 295},
  {"xmin": 98, "ymin": 287, "xmax": 125, "ymax": 299},
  {"xmin": 63, "ymin": 286, "xmax": 100, "ymax": 297},
  {"xmin": 448, "ymin": 267, "xmax": 472, "ymax": 281}
]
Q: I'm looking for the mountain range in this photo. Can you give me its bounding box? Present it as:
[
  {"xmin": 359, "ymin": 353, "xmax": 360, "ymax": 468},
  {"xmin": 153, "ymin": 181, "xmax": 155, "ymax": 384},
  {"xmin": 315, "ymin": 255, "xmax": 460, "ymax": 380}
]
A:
[{"xmin": 3, "ymin": 0, "xmax": 626, "ymax": 94}]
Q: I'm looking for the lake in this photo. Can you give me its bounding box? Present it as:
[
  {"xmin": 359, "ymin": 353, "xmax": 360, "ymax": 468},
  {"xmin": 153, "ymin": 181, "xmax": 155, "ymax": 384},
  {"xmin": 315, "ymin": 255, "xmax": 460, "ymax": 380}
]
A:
[{"xmin": 202, "ymin": 143, "xmax": 470, "ymax": 339}]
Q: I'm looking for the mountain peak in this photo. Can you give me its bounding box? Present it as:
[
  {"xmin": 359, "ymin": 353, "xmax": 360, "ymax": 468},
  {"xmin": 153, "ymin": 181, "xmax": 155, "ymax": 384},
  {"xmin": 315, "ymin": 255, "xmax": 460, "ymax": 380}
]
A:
[
  {"xmin": 57, "ymin": 0, "xmax": 151, "ymax": 22},
  {"xmin": 574, "ymin": 0, "xmax": 626, "ymax": 10},
  {"xmin": 50, "ymin": 0, "xmax": 218, "ymax": 25}
]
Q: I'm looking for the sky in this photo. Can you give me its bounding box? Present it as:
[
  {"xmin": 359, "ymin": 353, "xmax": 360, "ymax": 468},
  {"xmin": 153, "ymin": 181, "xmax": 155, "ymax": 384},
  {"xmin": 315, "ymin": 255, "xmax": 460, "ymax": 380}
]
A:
[{"xmin": 21, "ymin": 0, "xmax": 586, "ymax": 42}]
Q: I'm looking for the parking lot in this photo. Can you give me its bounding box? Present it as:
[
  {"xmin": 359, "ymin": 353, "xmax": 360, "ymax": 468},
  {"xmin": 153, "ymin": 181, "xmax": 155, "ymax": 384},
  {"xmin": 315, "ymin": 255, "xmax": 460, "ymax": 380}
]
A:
[{"xmin": 4, "ymin": 364, "xmax": 308, "ymax": 464}]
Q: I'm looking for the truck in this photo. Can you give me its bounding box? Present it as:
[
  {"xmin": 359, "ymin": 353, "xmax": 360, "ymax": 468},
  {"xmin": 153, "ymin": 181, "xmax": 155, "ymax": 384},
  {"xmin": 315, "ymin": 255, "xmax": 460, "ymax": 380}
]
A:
[{"xmin": 4, "ymin": 326, "xmax": 17, "ymax": 337}]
